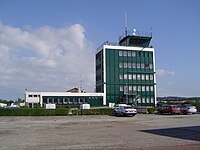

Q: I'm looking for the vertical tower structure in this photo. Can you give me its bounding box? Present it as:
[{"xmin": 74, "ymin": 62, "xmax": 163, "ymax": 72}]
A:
[{"xmin": 96, "ymin": 29, "xmax": 156, "ymax": 106}]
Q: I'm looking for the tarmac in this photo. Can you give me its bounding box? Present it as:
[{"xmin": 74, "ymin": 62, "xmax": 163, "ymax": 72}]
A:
[{"xmin": 0, "ymin": 114, "xmax": 200, "ymax": 150}]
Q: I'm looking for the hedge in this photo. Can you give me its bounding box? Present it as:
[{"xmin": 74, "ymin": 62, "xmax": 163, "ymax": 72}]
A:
[
  {"xmin": 71, "ymin": 108, "xmax": 113, "ymax": 115},
  {"xmin": 0, "ymin": 108, "xmax": 70, "ymax": 116}
]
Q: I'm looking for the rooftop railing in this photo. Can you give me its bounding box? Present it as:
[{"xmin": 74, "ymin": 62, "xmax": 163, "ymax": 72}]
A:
[{"xmin": 119, "ymin": 29, "xmax": 152, "ymax": 42}]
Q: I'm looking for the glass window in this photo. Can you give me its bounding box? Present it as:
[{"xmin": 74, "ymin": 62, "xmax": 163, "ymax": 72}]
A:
[
  {"xmin": 124, "ymin": 62, "xmax": 127, "ymax": 68},
  {"xmin": 150, "ymin": 86, "xmax": 154, "ymax": 92},
  {"xmin": 142, "ymin": 86, "xmax": 145, "ymax": 92},
  {"xmin": 128, "ymin": 51, "xmax": 132, "ymax": 57},
  {"xmin": 132, "ymin": 63, "xmax": 136, "ymax": 68},
  {"xmin": 138, "ymin": 98, "xmax": 141, "ymax": 103},
  {"xmin": 151, "ymin": 98, "xmax": 154, "ymax": 103},
  {"xmin": 141, "ymin": 74, "xmax": 145, "ymax": 80},
  {"xmin": 124, "ymin": 74, "xmax": 127, "ymax": 80},
  {"xmin": 120, "ymin": 85, "xmax": 123, "ymax": 91},
  {"xmin": 119, "ymin": 74, "xmax": 123, "ymax": 80},
  {"xmin": 137, "ymin": 63, "xmax": 140, "ymax": 68},
  {"xmin": 146, "ymin": 74, "xmax": 149, "ymax": 80},
  {"xmin": 128, "ymin": 86, "xmax": 132, "ymax": 91},
  {"xmin": 137, "ymin": 86, "xmax": 141, "ymax": 92},
  {"xmin": 128, "ymin": 74, "xmax": 132, "ymax": 80},
  {"xmin": 128, "ymin": 62, "xmax": 132, "ymax": 68},
  {"xmin": 146, "ymin": 98, "xmax": 150, "ymax": 103},
  {"xmin": 146, "ymin": 86, "xmax": 149, "ymax": 91},
  {"xmin": 141, "ymin": 63, "xmax": 144, "ymax": 68},
  {"xmin": 132, "ymin": 51, "xmax": 136, "ymax": 57},
  {"xmin": 119, "ymin": 62, "xmax": 123, "ymax": 68},
  {"xmin": 142, "ymin": 98, "xmax": 145, "ymax": 103},
  {"xmin": 150, "ymin": 75, "xmax": 154, "ymax": 80},
  {"xmin": 133, "ymin": 74, "xmax": 136, "ymax": 80},
  {"xmin": 137, "ymin": 74, "xmax": 141, "ymax": 80},
  {"xmin": 149, "ymin": 64, "xmax": 153, "ymax": 69},
  {"xmin": 133, "ymin": 86, "xmax": 137, "ymax": 91},
  {"xmin": 123, "ymin": 51, "xmax": 127, "ymax": 56},
  {"xmin": 119, "ymin": 51, "xmax": 123, "ymax": 56}
]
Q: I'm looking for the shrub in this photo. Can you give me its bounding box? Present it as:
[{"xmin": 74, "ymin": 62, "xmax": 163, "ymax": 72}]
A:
[
  {"xmin": 147, "ymin": 107, "xmax": 157, "ymax": 114},
  {"xmin": 80, "ymin": 108, "xmax": 113, "ymax": 115},
  {"xmin": 0, "ymin": 108, "xmax": 70, "ymax": 116}
]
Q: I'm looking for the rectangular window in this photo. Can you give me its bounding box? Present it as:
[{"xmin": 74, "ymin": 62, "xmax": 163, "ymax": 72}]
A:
[
  {"xmin": 142, "ymin": 98, "xmax": 145, "ymax": 103},
  {"xmin": 146, "ymin": 98, "xmax": 150, "ymax": 103},
  {"xmin": 146, "ymin": 74, "xmax": 149, "ymax": 80},
  {"xmin": 120, "ymin": 85, "xmax": 123, "ymax": 91},
  {"xmin": 151, "ymin": 98, "xmax": 154, "ymax": 103},
  {"xmin": 142, "ymin": 86, "xmax": 145, "ymax": 92},
  {"xmin": 132, "ymin": 63, "xmax": 136, "ymax": 68},
  {"xmin": 124, "ymin": 62, "xmax": 127, "ymax": 68},
  {"xmin": 146, "ymin": 86, "xmax": 149, "ymax": 91},
  {"xmin": 132, "ymin": 51, "xmax": 136, "ymax": 57},
  {"xmin": 150, "ymin": 75, "xmax": 154, "ymax": 80},
  {"xmin": 128, "ymin": 62, "xmax": 132, "ymax": 68},
  {"xmin": 123, "ymin": 51, "xmax": 127, "ymax": 56},
  {"xmin": 137, "ymin": 63, "xmax": 140, "ymax": 68},
  {"xmin": 137, "ymin": 86, "xmax": 141, "ymax": 92},
  {"xmin": 128, "ymin": 86, "xmax": 132, "ymax": 91},
  {"xmin": 119, "ymin": 74, "xmax": 123, "ymax": 80},
  {"xmin": 141, "ymin": 63, "xmax": 144, "ymax": 68},
  {"xmin": 128, "ymin": 74, "xmax": 132, "ymax": 80},
  {"xmin": 137, "ymin": 74, "xmax": 141, "ymax": 80},
  {"xmin": 133, "ymin": 74, "xmax": 136, "ymax": 80},
  {"xmin": 124, "ymin": 74, "xmax": 127, "ymax": 80},
  {"xmin": 141, "ymin": 74, "xmax": 145, "ymax": 80},
  {"xmin": 119, "ymin": 51, "xmax": 123, "ymax": 56},
  {"xmin": 150, "ymin": 86, "xmax": 154, "ymax": 92},
  {"xmin": 133, "ymin": 86, "xmax": 137, "ymax": 91},
  {"xmin": 128, "ymin": 51, "xmax": 132, "ymax": 57},
  {"xmin": 149, "ymin": 64, "xmax": 153, "ymax": 69},
  {"xmin": 119, "ymin": 62, "xmax": 123, "ymax": 68}
]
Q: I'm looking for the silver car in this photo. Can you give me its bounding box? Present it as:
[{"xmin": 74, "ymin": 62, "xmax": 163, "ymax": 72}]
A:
[
  {"xmin": 114, "ymin": 105, "xmax": 137, "ymax": 116},
  {"xmin": 180, "ymin": 104, "xmax": 197, "ymax": 114}
]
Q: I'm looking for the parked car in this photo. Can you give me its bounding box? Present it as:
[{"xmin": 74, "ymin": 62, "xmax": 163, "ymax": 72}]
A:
[
  {"xmin": 180, "ymin": 104, "xmax": 197, "ymax": 114},
  {"xmin": 159, "ymin": 105, "xmax": 181, "ymax": 115},
  {"xmin": 113, "ymin": 105, "xmax": 137, "ymax": 116}
]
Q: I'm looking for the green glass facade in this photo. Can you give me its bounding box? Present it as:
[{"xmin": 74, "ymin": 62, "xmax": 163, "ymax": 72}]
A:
[{"xmin": 96, "ymin": 46, "xmax": 156, "ymax": 107}]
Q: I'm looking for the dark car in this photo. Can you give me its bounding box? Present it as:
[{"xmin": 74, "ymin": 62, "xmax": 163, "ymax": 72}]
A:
[{"xmin": 159, "ymin": 105, "xmax": 181, "ymax": 115}]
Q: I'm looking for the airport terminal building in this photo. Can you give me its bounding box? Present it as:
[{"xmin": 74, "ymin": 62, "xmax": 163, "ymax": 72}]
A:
[{"xmin": 26, "ymin": 29, "xmax": 156, "ymax": 107}]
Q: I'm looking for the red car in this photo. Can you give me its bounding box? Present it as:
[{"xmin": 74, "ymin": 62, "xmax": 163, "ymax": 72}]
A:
[{"xmin": 159, "ymin": 105, "xmax": 181, "ymax": 115}]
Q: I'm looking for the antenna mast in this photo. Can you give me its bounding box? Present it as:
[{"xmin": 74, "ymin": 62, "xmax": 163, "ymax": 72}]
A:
[{"xmin": 125, "ymin": 12, "xmax": 128, "ymax": 36}]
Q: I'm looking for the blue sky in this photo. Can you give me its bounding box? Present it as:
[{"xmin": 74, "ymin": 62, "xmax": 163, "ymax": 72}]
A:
[{"xmin": 0, "ymin": 0, "xmax": 200, "ymax": 100}]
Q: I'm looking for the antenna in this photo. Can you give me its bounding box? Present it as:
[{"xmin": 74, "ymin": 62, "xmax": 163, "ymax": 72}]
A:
[{"xmin": 125, "ymin": 12, "xmax": 128, "ymax": 36}]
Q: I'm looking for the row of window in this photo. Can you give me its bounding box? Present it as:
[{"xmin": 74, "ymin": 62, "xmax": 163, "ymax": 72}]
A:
[
  {"xmin": 119, "ymin": 74, "xmax": 154, "ymax": 81},
  {"xmin": 43, "ymin": 97, "xmax": 89, "ymax": 104},
  {"xmin": 28, "ymin": 95, "xmax": 40, "ymax": 98},
  {"xmin": 120, "ymin": 85, "xmax": 154, "ymax": 92},
  {"xmin": 137, "ymin": 97, "xmax": 154, "ymax": 104},
  {"xmin": 119, "ymin": 50, "xmax": 153, "ymax": 57},
  {"xmin": 119, "ymin": 62, "xmax": 153, "ymax": 69}
]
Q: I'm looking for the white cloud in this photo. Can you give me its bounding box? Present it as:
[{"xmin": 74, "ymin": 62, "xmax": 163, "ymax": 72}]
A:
[
  {"xmin": 156, "ymin": 69, "xmax": 175, "ymax": 77},
  {"xmin": 0, "ymin": 23, "xmax": 95, "ymax": 99}
]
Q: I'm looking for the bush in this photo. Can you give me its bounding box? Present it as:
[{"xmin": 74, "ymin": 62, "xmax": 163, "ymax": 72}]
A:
[
  {"xmin": 0, "ymin": 108, "xmax": 70, "ymax": 116},
  {"xmin": 147, "ymin": 107, "xmax": 157, "ymax": 114},
  {"xmin": 80, "ymin": 108, "xmax": 113, "ymax": 115}
]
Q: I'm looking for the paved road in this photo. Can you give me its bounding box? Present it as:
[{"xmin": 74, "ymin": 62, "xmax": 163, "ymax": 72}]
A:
[{"xmin": 0, "ymin": 114, "xmax": 200, "ymax": 150}]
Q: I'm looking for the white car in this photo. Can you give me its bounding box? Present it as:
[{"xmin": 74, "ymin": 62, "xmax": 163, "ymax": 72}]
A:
[
  {"xmin": 180, "ymin": 104, "xmax": 197, "ymax": 114},
  {"xmin": 114, "ymin": 105, "xmax": 137, "ymax": 116}
]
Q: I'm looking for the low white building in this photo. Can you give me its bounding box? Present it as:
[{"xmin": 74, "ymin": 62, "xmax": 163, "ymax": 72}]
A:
[{"xmin": 25, "ymin": 91, "xmax": 105, "ymax": 107}]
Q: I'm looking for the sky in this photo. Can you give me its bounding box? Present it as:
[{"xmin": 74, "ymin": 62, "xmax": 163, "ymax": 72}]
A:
[{"xmin": 0, "ymin": 0, "xmax": 200, "ymax": 100}]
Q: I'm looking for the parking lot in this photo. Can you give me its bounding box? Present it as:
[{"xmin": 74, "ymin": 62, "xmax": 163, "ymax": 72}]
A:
[{"xmin": 0, "ymin": 114, "xmax": 200, "ymax": 150}]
